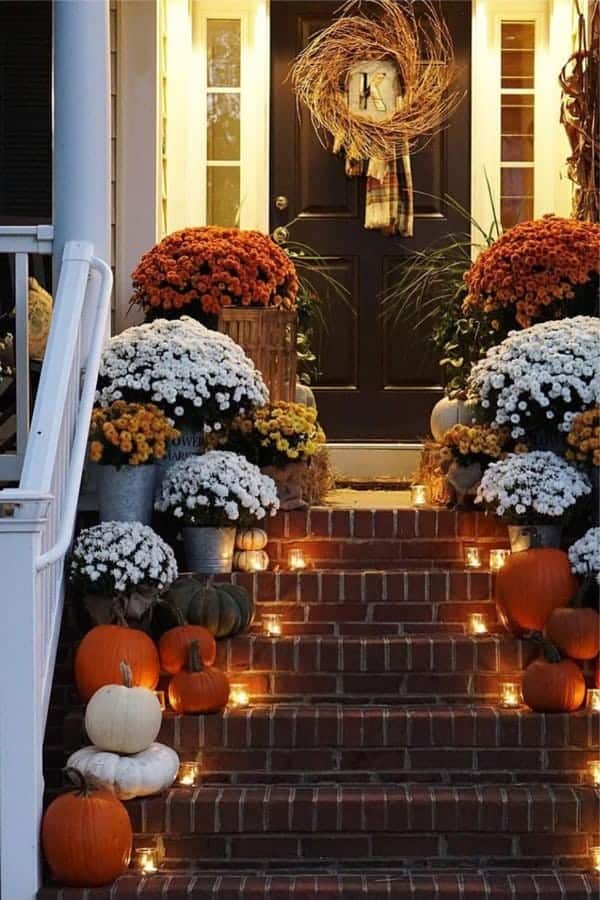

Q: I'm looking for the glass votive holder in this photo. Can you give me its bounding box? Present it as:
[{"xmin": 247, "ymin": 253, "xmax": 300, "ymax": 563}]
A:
[
  {"xmin": 587, "ymin": 760, "xmax": 600, "ymax": 786},
  {"xmin": 499, "ymin": 682, "xmax": 522, "ymax": 709},
  {"xmin": 288, "ymin": 548, "xmax": 307, "ymax": 571},
  {"xmin": 154, "ymin": 690, "xmax": 166, "ymax": 711},
  {"xmin": 263, "ymin": 614, "xmax": 282, "ymax": 637},
  {"xmin": 410, "ymin": 484, "xmax": 428, "ymax": 507},
  {"xmin": 134, "ymin": 846, "xmax": 158, "ymax": 874},
  {"xmin": 468, "ymin": 613, "xmax": 488, "ymax": 636},
  {"xmin": 591, "ymin": 845, "xmax": 600, "ymax": 872},
  {"xmin": 229, "ymin": 683, "xmax": 250, "ymax": 708},
  {"xmin": 177, "ymin": 761, "xmax": 200, "ymax": 787},
  {"xmin": 489, "ymin": 549, "xmax": 511, "ymax": 571},
  {"xmin": 464, "ymin": 546, "xmax": 482, "ymax": 569},
  {"xmin": 587, "ymin": 689, "xmax": 600, "ymax": 712}
]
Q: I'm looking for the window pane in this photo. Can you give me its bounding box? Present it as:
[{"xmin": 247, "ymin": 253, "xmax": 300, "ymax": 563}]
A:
[
  {"xmin": 501, "ymin": 196, "xmax": 534, "ymax": 229},
  {"xmin": 207, "ymin": 19, "xmax": 241, "ymax": 88},
  {"xmin": 207, "ymin": 93, "xmax": 240, "ymax": 161},
  {"xmin": 501, "ymin": 167, "xmax": 534, "ymax": 197},
  {"xmin": 207, "ymin": 166, "xmax": 240, "ymax": 226},
  {"xmin": 501, "ymin": 136, "xmax": 534, "ymax": 162},
  {"xmin": 502, "ymin": 22, "xmax": 535, "ymax": 48},
  {"xmin": 501, "ymin": 103, "xmax": 534, "ymax": 136}
]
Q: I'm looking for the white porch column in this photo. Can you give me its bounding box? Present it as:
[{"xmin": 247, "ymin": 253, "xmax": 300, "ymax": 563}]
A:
[{"xmin": 53, "ymin": 0, "xmax": 111, "ymax": 289}]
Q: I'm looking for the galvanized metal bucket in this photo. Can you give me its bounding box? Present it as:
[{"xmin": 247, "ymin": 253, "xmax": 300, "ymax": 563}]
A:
[
  {"xmin": 96, "ymin": 464, "xmax": 157, "ymax": 525},
  {"xmin": 183, "ymin": 526, "xmax": 236, "ymax": 574},
  {"xmin": 155, "ymin": 425, "xmax": 203, "ymax": 492}
]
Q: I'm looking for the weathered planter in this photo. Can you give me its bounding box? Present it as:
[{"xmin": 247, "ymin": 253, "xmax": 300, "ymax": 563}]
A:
[
  {"xmin": 182, "ymin": 526, "xmax": 236, "ymax": 574},
  {"xmin": 262, "ymin": 461, "xmax": 308, "ymax": 510},
  {"xmin": 96, "ymin": 464, "xmax": 156, "ymax": 525},
  {"xmin": 508, "ymin": 524, "xmax": 562, "ymax": 553},
  {"xmin": 217, "ymin": 307, "xmax": 297, "ymax": 402},
  {"xmin": 430, "ymin": 396, "xmax": 475, "ymax": 442},
  {"xmin": 155, "ymin": 425, "xmax": 202, "ymax": 489}
]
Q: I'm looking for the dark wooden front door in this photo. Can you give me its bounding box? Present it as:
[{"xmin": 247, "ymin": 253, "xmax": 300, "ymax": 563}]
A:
[{"xmin": 270, "ymin": 1, "xmax": 471, "ymax": 442}]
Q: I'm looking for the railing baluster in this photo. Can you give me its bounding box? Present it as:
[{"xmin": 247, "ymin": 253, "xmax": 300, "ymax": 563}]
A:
[{"xmin": 14, "ymin": 252, "xmax": 30, "ymax": 469}]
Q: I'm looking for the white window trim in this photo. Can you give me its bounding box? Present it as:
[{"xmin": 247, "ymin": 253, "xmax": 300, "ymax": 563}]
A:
[{"xmin": 471, "ymin": 0, "xmax": 573, "ymax": 248}]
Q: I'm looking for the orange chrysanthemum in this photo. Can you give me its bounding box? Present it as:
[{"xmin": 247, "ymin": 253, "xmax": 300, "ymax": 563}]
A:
[
  {"xmin": 566, "ymin": 406, "xmax": 600, "ymax": 467},
  {"xmin": 463, "ymin": 216, "xmax": 600, "ymax": 328},
  {"xmin": 131, "ymin": 227, "xmax": 299, "ymax": 319}
]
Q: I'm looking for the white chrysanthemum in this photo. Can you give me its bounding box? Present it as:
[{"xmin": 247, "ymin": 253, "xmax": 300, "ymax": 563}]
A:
[
  {"xmin": 155, "ymin": 450, "xmax": 279, "ymax": 526},
  {"xmin": 70, "ymin": 521, "xmax": 178, "ymax": 595},
  {"xmin": 475, "ymin": 451, "xmax": 591, "ymax": 522},
  {"xmin": 569, "ymin": 527, "xmax": 600, "ymax": 582},
  {"xmin": 96, "ymin": 316, "xmax": 269, "ymax": 428},
  {"xmin": 467, "ymin": 317, "xmax": 600, "ymax": 438}
]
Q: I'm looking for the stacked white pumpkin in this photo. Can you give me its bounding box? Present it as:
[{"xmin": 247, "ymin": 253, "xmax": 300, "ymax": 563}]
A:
[
  {"xmin": 234, "ymin": 527, "xmax": 270, "ymax": 573},
  {"xmin": 68, "ymin": 660, "xmax": 179, "ymax": 801}
]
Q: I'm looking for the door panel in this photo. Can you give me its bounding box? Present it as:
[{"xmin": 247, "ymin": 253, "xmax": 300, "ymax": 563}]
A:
[{"xmin": 271, "ymin": 1, "xmax": 471, "ymax": 441}]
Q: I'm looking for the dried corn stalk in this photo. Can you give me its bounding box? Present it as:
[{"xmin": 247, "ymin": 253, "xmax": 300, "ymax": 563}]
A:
[{"xmin": 560, "ymin": 1, "xmax": 600, "ymax": 222}]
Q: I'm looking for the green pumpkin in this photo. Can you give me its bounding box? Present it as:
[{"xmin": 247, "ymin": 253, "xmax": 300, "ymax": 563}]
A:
[{"xmin": 159, "ymin": 576, "xmax": 254, "ymax": 639}]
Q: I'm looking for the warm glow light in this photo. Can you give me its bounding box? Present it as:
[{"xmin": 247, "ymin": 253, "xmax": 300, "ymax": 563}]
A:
[
  {"xmin": 154, "ymin": 691, "xmax": 166, "ymax": 711},
  {"xmin": 465, "ymin": 546, "xmax": 482, "ymax": 569},
  {"xmin": 242, "ymin": 550, "xmax": 269, "ymax": 572},
  {"xmin": 592, "ymin": 846, "xmax": 600, "ymax": 873},
  {"xmin": 134, "ymin": 847, "xmax": 158, "ymax": 874},
  {"xmin": 178, "ymin": 762, "xmax": 200, "ymax": 787},
  {"xmin": 500, "ymin": 682, "xmax": 521, "ymax": 708},
  {"xmin": 410, "ymin": 484, "xmax": 427, "ymax": 507},
  {"xmin": 288, "ymin": 548, "xmax": 307, "ymax": 571},
  {"xmin": 489, "ymin": 549, "xmax": 511, "ymax": 571},
  {"xmin": 229, "ymin": 684, "xmax": 250, "ymax": 708},
  {"xmin": 587, "ymin": 761, "xmax": 600, "ymax": 786},
  {"xmin": 587, "ymin": 690, "xmax": 600, "ymax": 712},
  {"xmin": 263, "ymin": 614, "xmax": 282, "ymax": 637},
  {"xmin": 469, "ymin": 613, "xmax": 488, "ymax": 636}
]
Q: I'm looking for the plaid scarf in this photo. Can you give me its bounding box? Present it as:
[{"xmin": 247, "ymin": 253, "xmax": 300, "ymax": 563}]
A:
[{"xmin": 364, "ymin": 141, "xmax": 413, "ymax": 236}]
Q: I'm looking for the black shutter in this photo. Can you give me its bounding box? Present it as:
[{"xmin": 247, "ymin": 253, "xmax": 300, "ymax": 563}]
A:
[{"xmin": 0, "ymin": 1, "xmax": 52, "ymax": 223}]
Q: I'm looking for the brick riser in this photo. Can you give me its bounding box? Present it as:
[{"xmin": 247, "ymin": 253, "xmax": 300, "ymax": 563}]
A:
[{"xmin": 40, "ymin": 508, "xmax": 600, "ymax": 899}]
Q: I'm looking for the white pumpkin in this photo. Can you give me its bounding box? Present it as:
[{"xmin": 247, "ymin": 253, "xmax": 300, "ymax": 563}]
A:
[
  {"xmin": 234, "ymin": 549, "xmax": 270, "ymax": 572},
  {"xmin": 235, "ymin": 528, "xmax": 268, "ymax": 551},
  {"xmin": 84, "ymin": 661, "xmax": 162, "ymax": 754},
  {"xmin": 67, "ymin": 743, "xmax": 179, "ymax": 800},
  {"xmin": 430, "ymin": 396, "xmax": 475, "ymax": 442}
]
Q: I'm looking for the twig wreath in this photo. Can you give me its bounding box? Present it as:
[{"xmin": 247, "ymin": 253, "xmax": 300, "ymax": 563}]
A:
[{"xmin": 291, "ymin": 0, "xmax": 461, "ymax": 162}]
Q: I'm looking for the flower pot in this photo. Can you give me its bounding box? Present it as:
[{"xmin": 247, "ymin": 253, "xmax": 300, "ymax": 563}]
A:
[
  {"xmin": 155, "ymin": 425, "xmax": 203, "ymax": 489},
  {"xmin": 96, "ymin": 464, "xmax": 157, "ymax": 525},
  {"xmin": 508, "ymin": 524, "xmax": 562, "ymax": 553},
  {"xmin": 445, "ymin": 460, "xmax": 482, "ymax": 507},
  {"xmin": 182, "ymin": 526, "xmax": 236, "ymax": 574},
  {"xmin": 430, "ymin": 396, "xmax": 475, "ymax": 442},
  {"xmin": 262, "ymin": 461, "xmax": 308, "ymax": 510}
]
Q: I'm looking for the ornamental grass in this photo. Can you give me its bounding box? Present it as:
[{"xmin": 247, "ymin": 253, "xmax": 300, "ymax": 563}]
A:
[
  {"xmin": 131, "ymin": 227, "xmax": 299, "ymax": 321},
  {"xmin": 463, "ymin": 216, "xmax": 600, "ymax": 329},
  {"xmin": 88, "ymin": 401, "xmax": 180, "ymax": 467}
]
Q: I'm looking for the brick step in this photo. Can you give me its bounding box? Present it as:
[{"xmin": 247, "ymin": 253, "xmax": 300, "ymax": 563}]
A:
[
  {"xmin": 265, "ymin": 538, "xmax": 508, "ymax": 568},
  {"xmin": 120, "ymin": 784, "xmax": 598, "ymax": 868},
  {"xmin": 266, "ymin": 508, "xmax": 507, "ymax": 542},
  {"xmin": 37, "ymin": 869, "xmax": 600, "ymax": 900}
]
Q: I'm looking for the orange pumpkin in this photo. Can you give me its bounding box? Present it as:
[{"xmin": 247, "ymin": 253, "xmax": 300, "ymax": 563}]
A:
[
  {"xmin": 42, "ymin": 767, "xmax": 132, "ymax": 887},
  {"xmin": 522, "ymin": 655, "xmax": 586, "ymax": 713},
  {"xmin": 168, "ymin": 640, "xmax": 229, "ymax": 713},
  {"xmin": 495, "ymin": 549, "xmax": 577, "ymax": 635},
  {"xmin": 159, "ymin": 624, "xmax": 217, "ymax": 675},
  {"xmin": 545, "ymin": 607, "xmax": 600, "ymax": 661},
  {"xmin": 74, "ymin": 624, "xmax": 160, "ymax": 702}
]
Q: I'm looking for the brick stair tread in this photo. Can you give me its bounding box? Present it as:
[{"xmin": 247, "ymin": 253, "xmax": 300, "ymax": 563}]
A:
[
  {"xmin": 37, "ymin": 869, "xmax": 600, "ymax": 899},
  {"xmin": 125, "ymin": 783, "xmax": 599, "ymax": 835}
]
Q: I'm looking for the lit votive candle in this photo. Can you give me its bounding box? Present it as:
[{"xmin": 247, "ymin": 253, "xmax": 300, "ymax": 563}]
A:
[
  {"xmin": 178, "ymin": 761, "xmax": 200, "ymax": 787},
  {"xmin": 469, "ymin": 613, "xmax": 488, "ymax": 636},
  {"xmin": 500, "ymin": 682, "xmax": 521, "ymax": 708},
  {"xmin": 587, "ymin": 689, "xmax": 600, "ymax": 712},
  {"xmin": 229, "ymin": 684, "xmax": 250, "ymax": 708},
  {"xmin": 410, "ymin": 484, "xmax": 427, "ymax": 507},
  {"xmin": 489, "ymin": 549, "xmax": 511, "ymax": 571},
  {"xmin": 263, "ymin": 614, "xmax": 282, "ymax": 637},
  {"xmin": 134, "ymin": 847, "xmax": 158, "ymax": 874},
  {"xmin": 288, "ymin": 548, "xmax": 307, "ymax": 571},
  {"xmin": 587, "ymin": 760, "xmax": 600, "ymax": 786},
  {"xmin": 591, "ymin": 846, "xmax": 600, "ymax": 873},
  {"xmin": 154, "ymin": 690, "xmax": 166, "ymax": 711},
  {"xmin": 464, "ymin": 546, "xmax": 482, "ymax": 569}
]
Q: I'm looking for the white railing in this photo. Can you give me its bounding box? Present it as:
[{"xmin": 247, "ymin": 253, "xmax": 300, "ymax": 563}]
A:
[{"xmin": 0, "ymin": 238, "xmax": 112, "ymax": 900}]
